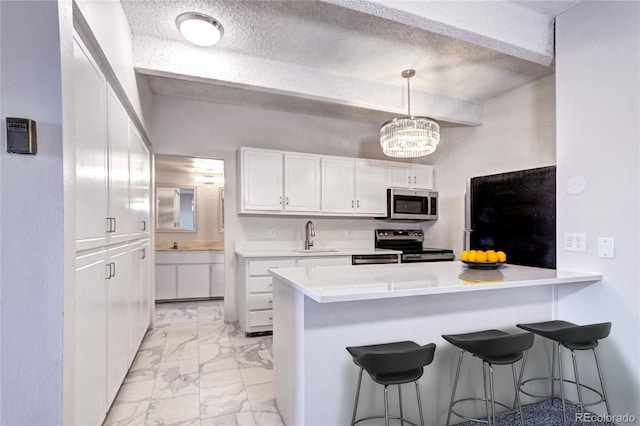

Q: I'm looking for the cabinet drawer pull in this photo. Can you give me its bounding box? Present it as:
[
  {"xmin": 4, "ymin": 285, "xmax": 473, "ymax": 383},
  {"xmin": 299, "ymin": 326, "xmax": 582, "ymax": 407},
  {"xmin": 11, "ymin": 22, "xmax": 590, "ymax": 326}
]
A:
[
  {"xmin": 141, "ymin": 220, "xmax": 147, "ymax": 231},
  {"xmin": 268, "ymin": 300, "xmax": 273, "ymax": 304}
]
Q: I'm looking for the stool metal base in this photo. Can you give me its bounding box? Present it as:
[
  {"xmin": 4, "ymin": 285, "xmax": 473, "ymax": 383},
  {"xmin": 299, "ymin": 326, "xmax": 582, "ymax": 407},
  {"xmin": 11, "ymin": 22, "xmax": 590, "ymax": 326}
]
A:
[
  {"xmin": 517, "ymin": 342, "xmax": 613, "ymax": 426},
  {"xmin": 351, "ymin": 367, "xmax": 424, "ymax": 426},
  {"xmin": 446, "ymin": 350, "xmax": 525, "ymax": 426}
]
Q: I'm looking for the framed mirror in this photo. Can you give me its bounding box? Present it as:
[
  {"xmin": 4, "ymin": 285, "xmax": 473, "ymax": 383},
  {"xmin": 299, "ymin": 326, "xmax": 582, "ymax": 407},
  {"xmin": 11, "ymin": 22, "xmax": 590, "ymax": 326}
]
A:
[{"xmin": 156, "ymin": 185, "xmax": 197, "ymax": 231}]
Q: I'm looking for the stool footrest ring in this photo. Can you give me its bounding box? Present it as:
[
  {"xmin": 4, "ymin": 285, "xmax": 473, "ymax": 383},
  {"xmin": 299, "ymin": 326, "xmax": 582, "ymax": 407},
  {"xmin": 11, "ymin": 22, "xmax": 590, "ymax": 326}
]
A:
[
  {"xmin": 451, "ymin": 397, "xmax": 517, "ymax": 424},
  {"xmin": 354, "ymin": 414, "xmax": 420, "ymax": 426},
  {"xmin": 520, "ymin": 377, "xmax": 605, "ymax": 407}
]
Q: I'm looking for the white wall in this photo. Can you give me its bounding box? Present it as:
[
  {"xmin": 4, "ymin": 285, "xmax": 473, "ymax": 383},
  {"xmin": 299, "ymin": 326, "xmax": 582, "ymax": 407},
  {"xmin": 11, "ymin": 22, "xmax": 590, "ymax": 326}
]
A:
[
  {"xmin": 0, "ymin": 2, "xmax": 65, "ymax": 424},
  {"xmin": 556, "ymin": 1, "xmax": 640, "ymax": 418},
  {"xmin": 426, "ymin": 74, "xmax": 556, "ymax": 253}
]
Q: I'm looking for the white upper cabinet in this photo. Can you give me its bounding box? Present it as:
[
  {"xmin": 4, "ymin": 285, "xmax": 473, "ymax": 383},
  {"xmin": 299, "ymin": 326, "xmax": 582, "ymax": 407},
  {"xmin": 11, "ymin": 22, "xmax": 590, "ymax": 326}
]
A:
[
  {"xmin": 107, "ymin": 87, "xmax": 130, "ymax": 245},
  {"xmin": 239, "ymin": 147, "xmax": 432, "ymax": 217},
  {"xmin": 355, "ymin": 160, "xmax": 388, "ymax": 215},
  {"xmin": 128, "ymin": 122, "xmax": 150, "ymax": 239},
  {"xmin": 242, "ymin": 148, "xmax": 284, "ymax": 211},
  {"xmin": 321, "ymin": 157, "xmax": 356, "ymax": 213},
  {"xmin": 74, "ymin": 37, "xmax": 108, "ymax": 251},
  {"xmin": 389, "ymin": 163, "xmax": 434, "ymax": 189},
  {"xmin": 284, "ymin": 153, "xmax": 321, "ymax": 212},
  {"xmin": 241, "ymin": 148, "xmax": 320, "ymax": 213}
]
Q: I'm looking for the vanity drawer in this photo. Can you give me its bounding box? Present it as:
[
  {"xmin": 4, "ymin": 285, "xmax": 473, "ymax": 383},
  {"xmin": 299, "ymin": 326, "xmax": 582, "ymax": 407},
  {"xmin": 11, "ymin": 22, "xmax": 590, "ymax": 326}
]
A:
[
  {"xmin": 249, "ymin": 276, "xmax": 273, "ymax": 293},
  {"xmin": 248, "ymin": 259, "xmax": 295, "ymax": 276},
  {"xmin": 249, "ymin": 294, "xmax": 273, "ymax": 310},
  {"xmin": 249, "ymin": 310, "xmax": 273, "ymax": 327}
]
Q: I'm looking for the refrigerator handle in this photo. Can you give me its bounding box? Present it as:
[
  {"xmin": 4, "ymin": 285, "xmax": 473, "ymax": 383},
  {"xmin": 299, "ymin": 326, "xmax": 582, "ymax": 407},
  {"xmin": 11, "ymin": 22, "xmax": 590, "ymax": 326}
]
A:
[{"xmin": 463, "ymin": 178, "xmax": 472, "ymax": 250}]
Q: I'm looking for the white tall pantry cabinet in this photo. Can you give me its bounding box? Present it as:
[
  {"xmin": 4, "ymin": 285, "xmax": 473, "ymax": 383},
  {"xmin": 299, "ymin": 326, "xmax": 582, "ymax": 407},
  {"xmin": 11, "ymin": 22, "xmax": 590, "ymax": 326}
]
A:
[{"xmin": 72, "ymin": 34, "xmax": 151, "ymax": 426}]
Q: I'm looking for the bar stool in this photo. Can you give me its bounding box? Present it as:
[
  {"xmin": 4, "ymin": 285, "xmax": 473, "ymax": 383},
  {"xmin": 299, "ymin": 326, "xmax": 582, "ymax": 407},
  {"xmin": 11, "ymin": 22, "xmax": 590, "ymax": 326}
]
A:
[
  {"xmin": 346, "ymin": 341, "xmax": 436, "ymax": 426},
  {"xmin": 516, "ymin": 321, "xmax": 612, "ymax": 426},
  {"xmin": 442, "ymin": 329, "xmax": 534, "ymax": 426}
]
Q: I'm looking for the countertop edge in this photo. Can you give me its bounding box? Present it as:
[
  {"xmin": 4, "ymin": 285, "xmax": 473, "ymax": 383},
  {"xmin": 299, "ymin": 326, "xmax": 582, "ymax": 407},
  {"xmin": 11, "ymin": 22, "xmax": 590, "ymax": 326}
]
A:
[{"xmin": 270, "ymin": 263, "xmax": 603, "ymax": 303}]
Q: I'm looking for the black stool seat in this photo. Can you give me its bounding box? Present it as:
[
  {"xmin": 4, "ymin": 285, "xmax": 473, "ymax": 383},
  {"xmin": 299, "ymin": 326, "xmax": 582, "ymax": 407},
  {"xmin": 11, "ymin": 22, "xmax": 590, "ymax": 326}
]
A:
[
  {"xmin": 516, "ymin": 320, "xmax": 613, "ymax": 426},
  {"xmin": 346, "ymin": 341, "xmax": 436, "ymax": 426},
  {"xmin": 347, "ymin": 341, "xmax": 435, "ymax": 385},
  {"xmin": 517, "ymin": 320, "xmax": 611, "ymax": 350},
  {"xmin": 442, "ymin": 329, "xmax": 534, "ymax": 365},
  {"xmin": 442, "ymin": 329, "xmax": 534, "ymax": 426}
]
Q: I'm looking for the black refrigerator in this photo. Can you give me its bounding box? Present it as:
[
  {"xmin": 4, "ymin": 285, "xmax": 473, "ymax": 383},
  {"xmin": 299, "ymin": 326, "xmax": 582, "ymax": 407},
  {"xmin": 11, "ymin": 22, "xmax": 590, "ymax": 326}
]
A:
[{"xmin": 465, "ymin": 166, "xmax": 556, "ymax": 269}]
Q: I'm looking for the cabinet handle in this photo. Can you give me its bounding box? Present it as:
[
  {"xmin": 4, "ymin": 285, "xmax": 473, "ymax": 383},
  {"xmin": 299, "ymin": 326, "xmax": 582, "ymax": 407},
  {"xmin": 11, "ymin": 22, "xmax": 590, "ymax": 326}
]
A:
[
  {"xmin": 414, "ymin": 176, "xmax": 417, "ymax": 184},
  {"xmin": 140, "ymin": 248, "xmax": 146, "ymax": 260},
  {"xmin": 351, "ymin": 200, "xmax": 354, "ymax": 208},
  {"xmin": 141, "ymin": 220, "xmax": 147, "ymax": 231},
  {"xmin": 279, "ymin": 196, "xmax": 283, "ymax": 205},
  {"xmin": 268, "ymin": 300, "xmax": 273, "ymax": 304},
  {"xmin": 357, "ymin": 200, "xmax": 360, "ymax": 208},
  {"xmin": 112, "ymin": 218, "xmax": 116, "ymax": 233},
  {"xmin": 286, "ymin": 197, "xmax": 289, "ymax": 205},
  {"xmin": 105, "ymin": 218, "xmax": 113, "ymax": 233},
  {"xmin": 106, "ymin": 262, "xmax": 115, "ymax": 279},
  {"xmin": 408, "ymin": 176, "xmax": 411, "ymax": 184}
]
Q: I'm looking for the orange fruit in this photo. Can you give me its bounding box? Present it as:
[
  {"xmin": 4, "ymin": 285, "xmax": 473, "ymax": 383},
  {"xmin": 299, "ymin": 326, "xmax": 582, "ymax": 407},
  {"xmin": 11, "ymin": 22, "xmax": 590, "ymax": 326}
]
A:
[
  {"xmin": 497, "ymin": 251, "xmax": 507, "ymax": 262},
  {"xmin": 467, "ymin": 250, "xmax": 477, "ymax": 262},
  {"xmin": 475, "ymin": 250, "xmax": 487, "ymax": 262},
  {"xmin": 460, "ymin": 250, "xmax": 470, "ymax": 261},
  {"xmin": 487, "ymin": 251, "xmax": 499, "ymax": 263}
]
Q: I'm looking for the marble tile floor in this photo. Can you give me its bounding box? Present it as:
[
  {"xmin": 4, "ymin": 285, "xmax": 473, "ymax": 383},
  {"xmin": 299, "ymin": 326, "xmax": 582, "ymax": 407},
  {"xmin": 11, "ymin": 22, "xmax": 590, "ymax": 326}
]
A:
[{"xmin": 103, "ymin": 300, "xmax": 283, "ymax": 426}]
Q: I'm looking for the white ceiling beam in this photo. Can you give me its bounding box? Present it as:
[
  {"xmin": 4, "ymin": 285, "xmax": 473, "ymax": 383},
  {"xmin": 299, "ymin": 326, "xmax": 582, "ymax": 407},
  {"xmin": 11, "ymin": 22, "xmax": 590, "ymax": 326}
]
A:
[
  {"xmin": 132, "ymin": 35, "xmax": 483, "ymax": 125},
  {"xmin": 326, "ymin": 0, "xmax": 556, "ymax": 66}
]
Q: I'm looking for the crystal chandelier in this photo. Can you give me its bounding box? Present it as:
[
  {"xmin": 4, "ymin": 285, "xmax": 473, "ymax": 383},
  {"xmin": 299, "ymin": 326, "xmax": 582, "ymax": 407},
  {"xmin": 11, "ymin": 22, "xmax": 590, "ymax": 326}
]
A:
[{"xmin": 380, "ymin": 69, "xmax": 440, "ymax": 158}]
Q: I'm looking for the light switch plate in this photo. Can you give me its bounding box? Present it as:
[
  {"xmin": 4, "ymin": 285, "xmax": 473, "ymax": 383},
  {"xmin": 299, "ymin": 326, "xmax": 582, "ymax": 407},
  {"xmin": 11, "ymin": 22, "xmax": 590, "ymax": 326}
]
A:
[{"xmin": 598, "ymin": 237, "xmax": 614, "ymax": 258}]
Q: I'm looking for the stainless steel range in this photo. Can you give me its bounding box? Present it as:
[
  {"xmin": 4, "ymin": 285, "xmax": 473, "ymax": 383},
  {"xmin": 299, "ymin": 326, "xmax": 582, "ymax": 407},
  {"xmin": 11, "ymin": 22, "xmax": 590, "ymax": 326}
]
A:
[{"xmin": 375, "ymin": 229, "xmax": 455, "ymax": 263}]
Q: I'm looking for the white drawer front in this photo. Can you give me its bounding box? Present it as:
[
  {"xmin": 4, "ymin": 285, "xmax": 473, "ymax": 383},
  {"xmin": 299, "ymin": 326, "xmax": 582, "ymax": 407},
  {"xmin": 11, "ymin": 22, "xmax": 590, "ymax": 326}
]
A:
[
  {"xmin": 249, "ymin": 276, "xmax": 273, "ymax": 293},
  {"xmin": 248, "ymin": 259, "xmax": 295, "ymax": 276},
  {"xmin": 249, "ymin": 310, "xmax": 273, "ymax": 327},
  {"xmin": 249, "ymin": 294, "xmax": 273, "ymax": 310},
  {"xmin": 296, "ymin": 256, "xmax": 351, "ymax": 267}
]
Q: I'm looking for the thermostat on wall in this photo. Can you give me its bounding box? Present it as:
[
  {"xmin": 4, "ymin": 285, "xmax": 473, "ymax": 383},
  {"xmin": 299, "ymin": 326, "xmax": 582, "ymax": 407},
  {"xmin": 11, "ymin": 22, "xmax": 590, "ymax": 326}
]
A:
[{"xmin": 6, "ymin": 117, "xmax": 37, "ymax": 155}]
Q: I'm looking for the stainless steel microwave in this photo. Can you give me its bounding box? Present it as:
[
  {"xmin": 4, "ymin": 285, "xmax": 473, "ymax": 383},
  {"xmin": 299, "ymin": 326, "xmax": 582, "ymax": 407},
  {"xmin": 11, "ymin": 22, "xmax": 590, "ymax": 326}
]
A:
[{"xmin": 382, "ymin": 188, "xmax": 438, "ymax": 221}]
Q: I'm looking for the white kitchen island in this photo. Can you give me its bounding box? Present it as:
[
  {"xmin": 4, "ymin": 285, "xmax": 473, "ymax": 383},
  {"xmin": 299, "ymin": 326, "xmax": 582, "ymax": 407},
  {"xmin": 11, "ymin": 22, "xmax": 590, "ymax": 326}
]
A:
[{"xmin": 270, "ymin": 261, "xmax": 602, "ymax": 426}]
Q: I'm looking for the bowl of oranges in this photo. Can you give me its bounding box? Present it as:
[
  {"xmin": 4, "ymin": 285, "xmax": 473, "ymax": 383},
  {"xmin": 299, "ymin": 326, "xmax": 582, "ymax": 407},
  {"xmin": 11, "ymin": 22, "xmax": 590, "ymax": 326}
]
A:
[{"xmin": 460, "ymin": 249, "xmax": 507, "ymax": 269}]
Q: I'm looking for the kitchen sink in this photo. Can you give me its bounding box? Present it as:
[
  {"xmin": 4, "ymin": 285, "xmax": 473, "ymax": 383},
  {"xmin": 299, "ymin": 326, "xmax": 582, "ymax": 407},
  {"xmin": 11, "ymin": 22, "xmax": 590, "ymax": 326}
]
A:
[{"xmin": 291, "ymin": 249, "xmax": 339, "ymax": 253}]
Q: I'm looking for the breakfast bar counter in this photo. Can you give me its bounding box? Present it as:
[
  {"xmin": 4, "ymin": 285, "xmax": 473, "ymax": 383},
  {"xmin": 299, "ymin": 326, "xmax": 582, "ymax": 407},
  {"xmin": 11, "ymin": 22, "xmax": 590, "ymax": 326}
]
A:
[{"xmin": 270, "ymin": 262, "xmax": 601, "ymax": 425}]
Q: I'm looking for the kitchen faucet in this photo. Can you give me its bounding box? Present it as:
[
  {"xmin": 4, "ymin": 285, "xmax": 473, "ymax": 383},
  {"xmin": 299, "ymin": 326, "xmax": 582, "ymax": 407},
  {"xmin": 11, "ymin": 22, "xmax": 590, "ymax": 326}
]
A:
[{"xmin": 305, "ymin": 220, "xmax": 315, "ymax": 250}]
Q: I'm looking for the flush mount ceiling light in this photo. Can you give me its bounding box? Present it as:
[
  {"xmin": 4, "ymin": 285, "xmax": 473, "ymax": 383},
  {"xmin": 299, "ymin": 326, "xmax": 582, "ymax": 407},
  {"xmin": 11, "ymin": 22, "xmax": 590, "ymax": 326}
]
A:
[
  {"xmin": 380, "ymin": 69, "xmax": 440, "ymax": 158},
  {"xmin": 176, "ymin": 12, "xmax": 224, "ymax": 47}
]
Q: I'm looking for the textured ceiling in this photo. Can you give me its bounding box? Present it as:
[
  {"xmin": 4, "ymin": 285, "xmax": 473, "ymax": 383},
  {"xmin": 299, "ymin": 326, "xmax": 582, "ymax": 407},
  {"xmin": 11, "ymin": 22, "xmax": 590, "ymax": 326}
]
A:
[{"xmin": 121, "ymin": 0, "xmax": 581, "ymax": 126}]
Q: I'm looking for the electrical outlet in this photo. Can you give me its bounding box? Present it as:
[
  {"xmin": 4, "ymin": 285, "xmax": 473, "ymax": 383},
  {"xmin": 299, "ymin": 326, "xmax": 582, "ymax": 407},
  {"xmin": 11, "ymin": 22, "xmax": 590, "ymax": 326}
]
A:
[
  {"xmin": 564, "ymin": 233, "xmax": 586, "ymax": 252},
  {"xmin": 340, "ymin": 229, "xmax": 349, "ymax": 238},
  {"xmin": 598, "ymin": 237, "xmax": 614, "ymax": 258},
  {"xmin": 265, "ymin": 228, "xmax": 276, "ymax": 239}
]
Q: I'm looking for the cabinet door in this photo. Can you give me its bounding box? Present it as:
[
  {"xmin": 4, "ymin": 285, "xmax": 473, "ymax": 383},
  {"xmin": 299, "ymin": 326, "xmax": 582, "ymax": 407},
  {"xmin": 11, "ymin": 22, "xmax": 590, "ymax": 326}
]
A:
[
  {"xmin": 106, "ymin": 245, "xmax": 130, "ymax": 406},
  {"xmin": 128, "ymin": 241, "xmax": 150, "ymax": 365},
  {"xmin": 211, "ymin": 262, "xmax": 225, "ymax": 298},
  {"xmin": 74, "ymin": 37, "xmax": 108, "ymax": 251},
  {"xmin": 321, "ymin": 157, "xmax": 355, "ymax": 213},
  {"xmin": 412, "ymin": 165, "xmax": 434, "ymax": 189},
  {"xmin": 242, "ymin": 149, "xmax": 283, "ymax": 211},
  {"xmin": 128, "ymin": 123, "xmax": 150, "ymax": 239},
  {"xmin": 155, "ymin": 264, "xmax": 177, "ymax": 300},
  {"xmin": 75, "ymin": 250, "xmax": 108, "ymax": 426},
  {"xmin": 355, "ymin": 160, "xmax": 388, "ymax": 215},
  {"xmin": 177, "ymin": 264, "xmax": 211, "ymax": 299},
  {"xmin": 389, "ymin": 163, "xmax": 412, "ymax": 188},
  {"xmin": 107, "ymin": 87, "xmax": 130, "ymax": 245},
  {"xmin": 284, "ymin": 154, "xmax": 321, "ymax": 212}
]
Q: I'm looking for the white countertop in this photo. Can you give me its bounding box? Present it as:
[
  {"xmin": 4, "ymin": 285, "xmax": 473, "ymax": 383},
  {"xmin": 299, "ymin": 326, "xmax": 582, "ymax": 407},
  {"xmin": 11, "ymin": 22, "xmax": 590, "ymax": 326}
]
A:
[
  {"xmin": 269, "ymin": 261, "xmax": 602, "ymax": 303},
  {"xmin": 235, "ymin": 247, "xmax": 400, "ymax": 258}
]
